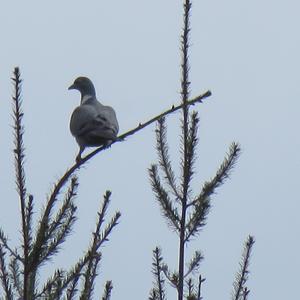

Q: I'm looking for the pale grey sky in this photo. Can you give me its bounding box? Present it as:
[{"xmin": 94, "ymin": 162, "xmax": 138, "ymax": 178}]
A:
[{"xmin": 0, "ymin": 1, "xmax": 299, "ymax": 299}]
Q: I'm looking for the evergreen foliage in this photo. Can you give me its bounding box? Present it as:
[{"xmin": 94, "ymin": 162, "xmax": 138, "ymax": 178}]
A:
[
  {"xmin": 0, "ymin": 1, "xmax": 254, "ymax": 299},
  {"xmin": 148, "ymin": 1, "xmax": 254, "ymax": 300},
  {"xmin": 0, "ymin": 68, "xmax": 120, "ymax": 299}
]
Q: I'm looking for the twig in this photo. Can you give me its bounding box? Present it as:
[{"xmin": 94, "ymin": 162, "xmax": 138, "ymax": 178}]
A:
[{"xmin": 197, "ymin": 275, "xmax": 205, "ymax": 300}]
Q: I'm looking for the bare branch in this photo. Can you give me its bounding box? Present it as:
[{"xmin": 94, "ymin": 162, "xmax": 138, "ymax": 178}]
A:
[
  {"xmin": 197, "ymin": 275, "xmax": 205, "ymax": 300},
  {"xmin": 83, "ymin": 90, "xmax": 211, "ymax": 164},
  {"xmin": 27, "ymin": 91, "xmax": 210, "ymax": 286}
]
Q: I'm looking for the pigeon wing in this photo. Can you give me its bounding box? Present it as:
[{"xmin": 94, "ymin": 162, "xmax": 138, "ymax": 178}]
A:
[
  {"xmin": 70, "ymin": 105, "xmax": 97, "ymax": 138},
  {"xmin": 95, "ymin": 105, "xmax": 119, "ymax": 136},
  {"xmin": 70, "ymin": 104, "xmax": 119, "ymax": 142}
]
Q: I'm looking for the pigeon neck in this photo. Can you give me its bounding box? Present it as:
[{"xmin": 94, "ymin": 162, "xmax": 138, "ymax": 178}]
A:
[{"xmin": 81, "ymin": 94, "xmax": 95, "ymax": 105}]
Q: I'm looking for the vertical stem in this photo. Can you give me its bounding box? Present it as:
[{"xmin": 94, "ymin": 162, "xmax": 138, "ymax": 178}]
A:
[
  {"xmin": 179, "ymin": 1, "xmax": 192, "ymax": 300},
  {"xmin": 12, "ymin": 67, "xmax": 29, "ymax": 299},
  {"xmin": 178, "ymin": 206, "xmax": 187, "ymax": 300}
]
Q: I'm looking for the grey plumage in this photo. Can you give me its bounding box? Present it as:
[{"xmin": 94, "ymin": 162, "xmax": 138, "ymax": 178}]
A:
[{"xmin": 68, "ymin": 77, "xmax": 119, "ymax": 162}]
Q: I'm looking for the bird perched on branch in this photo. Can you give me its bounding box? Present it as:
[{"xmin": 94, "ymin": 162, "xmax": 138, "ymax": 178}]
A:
[{"xmin": 68, "ymin": 77, "xmax": 119, "ymax": 162}]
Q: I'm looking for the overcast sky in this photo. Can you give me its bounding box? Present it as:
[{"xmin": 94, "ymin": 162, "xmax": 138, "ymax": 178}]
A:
[{"xmin": 0, "ymin": 1, "xmax": 299, "ymax": 299}]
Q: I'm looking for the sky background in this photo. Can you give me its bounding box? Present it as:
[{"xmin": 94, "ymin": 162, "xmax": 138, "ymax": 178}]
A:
[{"xmin": 0, "ymin": 0, "xmax": 299, "ymax": 299}]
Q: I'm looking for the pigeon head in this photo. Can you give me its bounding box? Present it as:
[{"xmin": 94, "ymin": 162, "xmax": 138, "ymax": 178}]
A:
[{"xmin": 68, "ymin": 77, "xmax": 96, "ymax": 97}]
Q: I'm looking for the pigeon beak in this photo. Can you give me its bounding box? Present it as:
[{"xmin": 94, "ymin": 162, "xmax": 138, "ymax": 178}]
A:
[{"xmin": 68, "ymin": 83, "xmax": 76, "ymax": 90}]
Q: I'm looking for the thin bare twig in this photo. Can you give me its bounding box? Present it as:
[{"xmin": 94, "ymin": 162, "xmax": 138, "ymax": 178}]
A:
[{"xmin": 197, "ymin": 275, "xmax": 205, "ymax": 300}]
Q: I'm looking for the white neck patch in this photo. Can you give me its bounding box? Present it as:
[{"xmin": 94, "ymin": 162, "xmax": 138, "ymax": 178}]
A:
[{"xmin": 81, "ymin": 94, "xmax": 93, "ymax": 104}]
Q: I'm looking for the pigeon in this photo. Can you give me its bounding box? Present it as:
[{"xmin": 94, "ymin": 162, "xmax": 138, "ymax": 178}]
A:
[{"xmin": 68, "ymin": 77, "xmax": 119, "ymax": 162}]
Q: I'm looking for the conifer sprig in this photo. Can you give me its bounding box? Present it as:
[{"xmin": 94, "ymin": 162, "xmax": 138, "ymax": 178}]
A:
[
  {"xmin": 156, "ymin": 117, "xmax": 181, "ymax": 200},
  {"xmin": 148, "ymin": 1, "xmax": 250, "ymax": 299},
  {"xmin": 232, "ymin": 236, "xmax": 255, "ymax": 300},
  {"xmin": 35, "ymin": 192, "xmax": 120, "ymax": 299},
  {"xmin": 149, "ymin": 247, "xmax": 166, "ymax": 300},
  {"xmin": 195, "ymin": 142, "xmax": 241, "ymax": 205},
  {"xmin": 102, "ymin": 281, "xmax": 113, "ymax": 300},
  {"xmin": 11, "ymin": 67, "xmax": 32, "ymax": 298},
  {"xmin": 185, "ymin": 251, "xmax": 203, "ymax": 278},
  {"xmin": 9, "ymin": 256, "xmax": 22, "ymax": 297},
  {"xmin": 0, "ymin": 245, "xmax": 13, "ymax": 300},
  {"xmin": 149, "ymin": 165, "xmax": 181, "ymax": 232}
]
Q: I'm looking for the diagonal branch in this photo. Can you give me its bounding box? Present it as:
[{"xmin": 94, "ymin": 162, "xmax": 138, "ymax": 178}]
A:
[
  {"xmin": 29, "ymin": 177, "xmax": 78, "ymax": 273},
  {"xmin": 189, "ymin": 142, "xmax": 241, "ymax": 207},
  {"xmin": 24, "ymin": 89, "xmax": 210, "ymax": 295},
  {"xmin": 184, "ymin": 196, "xmax": 210, "ymax": 242},
  {"xmin": 161, "ymin": 265, "xmax": 179, "ymax": 290},
  {"xmin": 30, "ymin": 92, "xmax": 210, "ymax": 260},
  {"xmin": 83, "ymin": 90, "xmax": 211, "ymax": 165},
  {"xmin": 32, "ymin": 91, "xmax": 210, "ymax": 259},
  {"xmin": 185, "ymin": 143, "xmax": 240, "ymax": 241},
  {"xmin": 34, "ymin": 91, "xmax": 211, "ymax": 240},
  {"xmin": 184, "ymin": 250, "xmax": 203, "ymax": 278}
]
